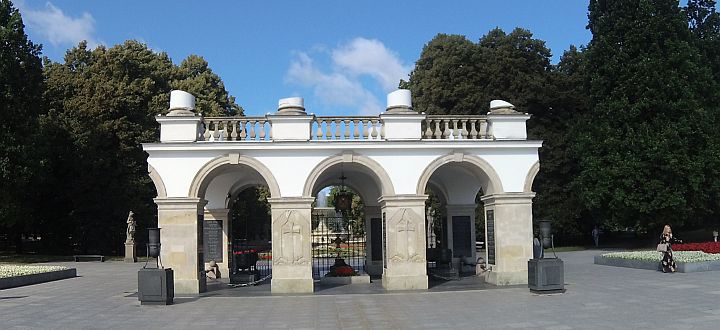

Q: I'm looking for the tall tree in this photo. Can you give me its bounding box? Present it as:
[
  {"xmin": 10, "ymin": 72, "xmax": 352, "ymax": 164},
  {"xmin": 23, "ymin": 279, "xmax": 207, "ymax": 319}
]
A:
[
  {"xmin": 573, "ymin": 0, "xmax": 716, "ymax": 231},
  {"xmin": 38, "ymin": 40, "xmax": 242, "ymax": 253},
  {"xmin": 686, "ymin": 0, "xmax": 720, "ymax": 78},
  {"xmin": 173, "ymin": 55, "xmax": 243, "ymax": 117},
  {"xmin": 532, "ymin": 46, "xmax": 590, "ymax": 237},
  {"xmin": 0, "ymin": 0, "xmax": 43, "ymax": 252},
  {"xmin": 405, "ymin": 29, "xmax": 582, "ymax": 235},
  {"xmin": 401, "ymin": 34, "xmax": 480, "ymax": 115}
]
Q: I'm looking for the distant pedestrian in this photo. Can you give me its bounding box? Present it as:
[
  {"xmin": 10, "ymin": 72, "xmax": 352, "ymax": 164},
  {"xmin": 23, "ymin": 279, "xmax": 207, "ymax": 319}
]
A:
[
  {"xmin": 659, "ymin": 224, "xmax": 682, "ymax": 273},
  {"xmin": 591, "ymin": 226, "xmax": 600, "ymax": 247}
]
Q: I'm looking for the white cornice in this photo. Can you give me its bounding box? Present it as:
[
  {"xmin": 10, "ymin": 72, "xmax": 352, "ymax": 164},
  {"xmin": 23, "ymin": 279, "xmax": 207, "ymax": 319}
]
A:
[{"xmin": 142, "ymin": 140, "xmax": 543, "ymax": 152}]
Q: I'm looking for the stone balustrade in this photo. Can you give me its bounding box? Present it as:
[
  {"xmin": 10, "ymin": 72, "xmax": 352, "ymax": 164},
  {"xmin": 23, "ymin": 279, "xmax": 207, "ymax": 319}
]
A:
[
  {"xmin": 312, "ymin": 116, "xmax": 384, "ymax": 141},
  {"xmin": 197, "ymin": 115, "xmax": 496, "ymax": 142},
  {"xmin": 160, "ymin": 89, "xmax": 528, "ymax": 144},
  {"xmin": 422, "ymin": 116, "xmax": 490, "ymax": 140},
  {"xmin": 201, "ymin": 117, "xmax": 271, "ymax": 141}
]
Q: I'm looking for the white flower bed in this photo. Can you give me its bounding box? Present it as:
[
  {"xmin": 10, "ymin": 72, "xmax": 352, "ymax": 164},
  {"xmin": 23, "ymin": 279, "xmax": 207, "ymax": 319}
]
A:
[
  {"xmin": 0, "ymin": 265, "xmax": 70, "ymax": 279},
  {"xmin": 602, "ymin": 251, "xmax": 720, "ymax": 263}
]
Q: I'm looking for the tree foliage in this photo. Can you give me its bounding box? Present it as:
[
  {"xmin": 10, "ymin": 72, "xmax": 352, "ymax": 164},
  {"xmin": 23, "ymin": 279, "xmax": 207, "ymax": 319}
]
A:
[
  {"xmin": 34, "ymin": 40, "xmax": 242, "ymax": 253},
  {"xmin": 572, "ymin": 0, "xmax": 718, "ymax": 231},
  {"xmin": 0, "ymin": 0, "xmax": 43, "ymax": 251}
]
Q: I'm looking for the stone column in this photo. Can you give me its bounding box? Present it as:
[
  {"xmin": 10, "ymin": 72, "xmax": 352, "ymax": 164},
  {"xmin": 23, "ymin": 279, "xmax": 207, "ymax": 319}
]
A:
[
  {"xmin": 204, "ymin": 208, "xmax": 230, "ymax": 278},
  {"xmin": 480, "ymin": 193, "xmax": 535, "ymax": 285},
  {"xmin": 267, "ymin": 197, "xmax": 315, "ymax": 294},
  {"xmin": 154, "ymin": 197, "xmax": 207, "ymax": 294},
  {"xmin": 445, "ymin": 204, "xmax": 477, "ymax": 267},
  {"xmin": 363, "ymin": 205, "xmax": 383, "ymax": 276},
  {"xmin": 379, "ymin": 195, "xmax": 428, "ymax": 290}
]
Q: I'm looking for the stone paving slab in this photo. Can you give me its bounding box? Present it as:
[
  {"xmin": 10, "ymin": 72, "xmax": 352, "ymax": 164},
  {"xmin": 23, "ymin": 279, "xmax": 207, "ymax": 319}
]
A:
[{"xmin": 1, "ymin": 250, "xmax": 720, "ymax": 329}]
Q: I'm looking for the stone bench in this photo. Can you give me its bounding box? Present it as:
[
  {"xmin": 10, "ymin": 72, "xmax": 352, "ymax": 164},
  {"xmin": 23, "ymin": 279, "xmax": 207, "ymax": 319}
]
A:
[{"xmin": 73, "ymin": 255, "xmax": 105, "ymax": 262}]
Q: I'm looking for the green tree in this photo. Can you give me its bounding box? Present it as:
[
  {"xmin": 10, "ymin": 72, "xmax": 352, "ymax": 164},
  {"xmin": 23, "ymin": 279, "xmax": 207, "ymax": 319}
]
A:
[
  {"xmin": 572, "ymin": 0, "xmax": 716, "ymax": 232},
  {"xmin": 406, "ymin": 28, "xmax": 585, "ymax": 236},
  {"xmin": 172, "ymin": 55, "xmax": 243, "ymax": 116},
  {"xmin": 404, "ymin": 28, "xmax": 553, "ymax": 117},
  {"xmin": 686, "ymin": 0, "xmax": 720, "ymax": 81},
  {"xmin": 0, "ymin": 0, "xmax": 43, "ymax": 252},
  {"xmin": 401, "ymin": 34, "xmax": 481, "ymax": 115},
  {"xmin": 38, "ymin": 40, "xmax": 242, "ymax": 253},
  {"xmin": 532, "ymin": 46, "xmax": 590, "ymax": 238}
]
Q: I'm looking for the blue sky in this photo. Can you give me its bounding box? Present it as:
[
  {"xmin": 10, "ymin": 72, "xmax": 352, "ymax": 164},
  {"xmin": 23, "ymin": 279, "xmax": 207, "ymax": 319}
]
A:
[{"xmin": 16, "ymin": 0, "xmax": 592, "ymax": 116}]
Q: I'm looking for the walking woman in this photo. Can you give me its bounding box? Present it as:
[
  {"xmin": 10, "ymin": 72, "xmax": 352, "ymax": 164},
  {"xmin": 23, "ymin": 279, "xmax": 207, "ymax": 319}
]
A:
[{"xmin": 659, "ymin": 224, "xmax": 682, "ymax": 273}]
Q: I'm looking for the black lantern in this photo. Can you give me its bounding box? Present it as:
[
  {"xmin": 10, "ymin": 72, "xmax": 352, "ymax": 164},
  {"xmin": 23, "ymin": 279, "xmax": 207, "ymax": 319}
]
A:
[
  {"xmin": 334, "ymin": 191, "xmax": 352, "ymax": 212},
  {"xmin": 144, "ymin": 228, "xmax": 163, "ymax": 269},
  {"xmin": 333, "ymin": 174, "xmax": 352, "ymax": 212},
  {"xmin": 539, "ymin": 220, "xmax": 552, "ymax": 249},
  {"xmin": 147, "ymin": 228, "xmax": 161, "ymax": 257}
]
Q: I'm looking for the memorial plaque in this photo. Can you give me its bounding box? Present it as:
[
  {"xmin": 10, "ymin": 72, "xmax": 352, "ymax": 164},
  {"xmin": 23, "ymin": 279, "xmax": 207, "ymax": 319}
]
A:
[
  {"xmin": 486, "ymin": 210, "xmax": 496, "ymax": 265},
  {"xmin": 203, "ymin": 220, "xmax": 223, "ymax": 263},
  {"xmin": 371, "ymin": 218, "xmax": 382, "ymax": 261},
  {"xmin": 452, "ymin": 216, "xmax": 472, "ymax": 257}
]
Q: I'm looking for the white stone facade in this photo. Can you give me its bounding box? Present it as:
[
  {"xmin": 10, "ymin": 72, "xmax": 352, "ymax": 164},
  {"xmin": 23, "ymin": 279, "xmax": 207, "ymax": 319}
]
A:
[{"xmin": 143, "ymin": 90, "xmax": 542, "ymax": 294}]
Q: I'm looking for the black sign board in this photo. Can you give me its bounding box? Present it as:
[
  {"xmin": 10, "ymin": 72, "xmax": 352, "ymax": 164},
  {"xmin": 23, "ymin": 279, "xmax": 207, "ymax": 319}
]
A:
[
  {"xmin": 486, "ymin": 210, "xmax": 496, "ymax": 265},
  {"xmin": 371, "ymin": 218, "xmax": 382, "ymax": 261},
  {"xmin": 452, "ymin": 216, "xmax": 472, "ymax": 257},
  {"xmin": 203, "ymin": 220, "xmax": 223, "ymax": 263},
  {"xmin": 382, "ymin": 212, "xmax": 387, "ymax": 268}
]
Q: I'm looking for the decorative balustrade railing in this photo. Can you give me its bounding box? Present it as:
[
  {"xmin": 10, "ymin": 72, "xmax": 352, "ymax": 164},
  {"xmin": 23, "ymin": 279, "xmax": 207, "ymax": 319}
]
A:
[
  {"xmin": 312, "ymin": 117, "xmax": 384, "ymax": 141},
  {"xmin": 198, "ymin": 115, "xmax": 490, "ymax": 142},
  {"xmin": 201, "ymin": 117, "xmax": 271, "ymax": 141},
  {"xmin": 422, "ymin": 116, "xmax": 489, "ymax": 140}
]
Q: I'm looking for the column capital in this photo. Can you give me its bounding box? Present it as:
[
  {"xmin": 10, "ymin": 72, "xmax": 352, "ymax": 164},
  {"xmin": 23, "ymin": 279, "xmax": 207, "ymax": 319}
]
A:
[
  {"xmin": 480, "ymin": 192, "xmax": 535, "ymax": 206},
  {"xmin": 378, "ymin": 194, "xmax": 428, "ymax": 207},
  {"xmin": 154, "ymin": 197, "xmax": 206, "ymax": 210},
  {"xmin": 267, "ymin": 197, "xmax": 315, "ymax": 209}
]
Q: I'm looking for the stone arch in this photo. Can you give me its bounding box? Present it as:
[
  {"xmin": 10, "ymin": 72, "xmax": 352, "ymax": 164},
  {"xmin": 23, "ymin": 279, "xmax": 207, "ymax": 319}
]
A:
[
  {"xmin": 148, "ymin": 164, "xmax": 167, "ymax": 198},
  {"xmin": 416, "ymin": 153, "xmax": 504, "ymax": 196},
  {"xmin": 189, "ymin": 154, "xmax": 281, "ymax": 199},
  {"xmin": 524, "ymin": 160, "xmax": 540, "ymax": 193},
  {"xmin": 302, "ymin": 153, "xmax": 395, "ymax": 198}
]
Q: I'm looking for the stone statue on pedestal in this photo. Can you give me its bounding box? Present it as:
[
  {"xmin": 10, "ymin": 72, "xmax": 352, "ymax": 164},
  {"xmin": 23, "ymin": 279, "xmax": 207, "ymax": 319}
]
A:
[
  {"xmin": 125, "ymin": 211, "xmax": 137, "ymax": 262},
  {"xmin": 126, "ymin": 211, "xmax": 136, "ymax": 243}
]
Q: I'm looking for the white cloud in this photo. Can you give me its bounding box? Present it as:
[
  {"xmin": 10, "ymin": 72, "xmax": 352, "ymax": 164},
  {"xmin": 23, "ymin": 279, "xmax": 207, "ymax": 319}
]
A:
[
  {"xmin": 285, "ymin": 38, "xmax": 409, "ymax": 115},
  {"xmin": 332, "ymin": 38, "xmax": 411, "ymax": 92},
  {"xmin": 19, "ymin": 2, "xmax": 100, "ymax": 48}
]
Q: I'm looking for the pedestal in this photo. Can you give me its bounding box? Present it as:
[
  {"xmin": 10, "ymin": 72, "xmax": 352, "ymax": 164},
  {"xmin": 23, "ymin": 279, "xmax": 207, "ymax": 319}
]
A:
[
  {"xmin": 124, "ymin": 242, "xmax": 137, "ymax": 262},
  {"xmin": 138, "ymin": 268, "xmax": 174, "ymax": 305},
  {"xmin": 528, "ymin": 258, "xmax": 564, "ymax": 293}
]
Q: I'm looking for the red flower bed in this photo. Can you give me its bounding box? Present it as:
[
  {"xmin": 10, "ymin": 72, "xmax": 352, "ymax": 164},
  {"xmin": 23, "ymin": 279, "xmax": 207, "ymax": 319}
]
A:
[
  {"xmin": 327, "ymin": 265, "xmax": 356, "ymax": 277},
  {"xmin": 233, "ymin": 249, "xmax": 256, "ymax": 255},
  {"xmin": 672, "ymin": 242, "xmax": 720, "ymax": 254}
]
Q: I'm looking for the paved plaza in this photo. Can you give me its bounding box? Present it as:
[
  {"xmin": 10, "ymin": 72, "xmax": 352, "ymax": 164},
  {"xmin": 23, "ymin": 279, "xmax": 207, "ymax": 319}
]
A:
[{"xmin": 1, "ymin": 250, "xmax": 719, "ymax": 329}]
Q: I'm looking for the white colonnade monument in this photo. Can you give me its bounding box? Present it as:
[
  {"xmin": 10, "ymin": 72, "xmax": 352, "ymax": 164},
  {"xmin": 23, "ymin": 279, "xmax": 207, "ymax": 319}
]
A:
[{"xmin": 143, "ymin": 89, "xmax": 542, "ymax": 294}]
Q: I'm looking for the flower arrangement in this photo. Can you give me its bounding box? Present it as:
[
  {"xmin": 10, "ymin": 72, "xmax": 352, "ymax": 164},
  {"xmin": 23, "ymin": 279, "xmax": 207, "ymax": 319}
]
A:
[
  {"xmin": 602, "ymin": 251, "xmax": 720, "ymax": 263},
  {"xmin": 326, "ymin": 265, "xmax": 357, "ymax": 277},
  {"xmin": 673, "ymin": 242, "xmax": 720, "ymax": 254},
  {"xmin": 0, "ymin": 265, "xmax": 69, "ymax": 279}
]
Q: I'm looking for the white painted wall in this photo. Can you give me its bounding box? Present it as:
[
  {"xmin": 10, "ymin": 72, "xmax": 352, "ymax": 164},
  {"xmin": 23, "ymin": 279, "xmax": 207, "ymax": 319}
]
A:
[{"xmin": 145, "ymin": 142, "xmax": 540, "ymax": 205}]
